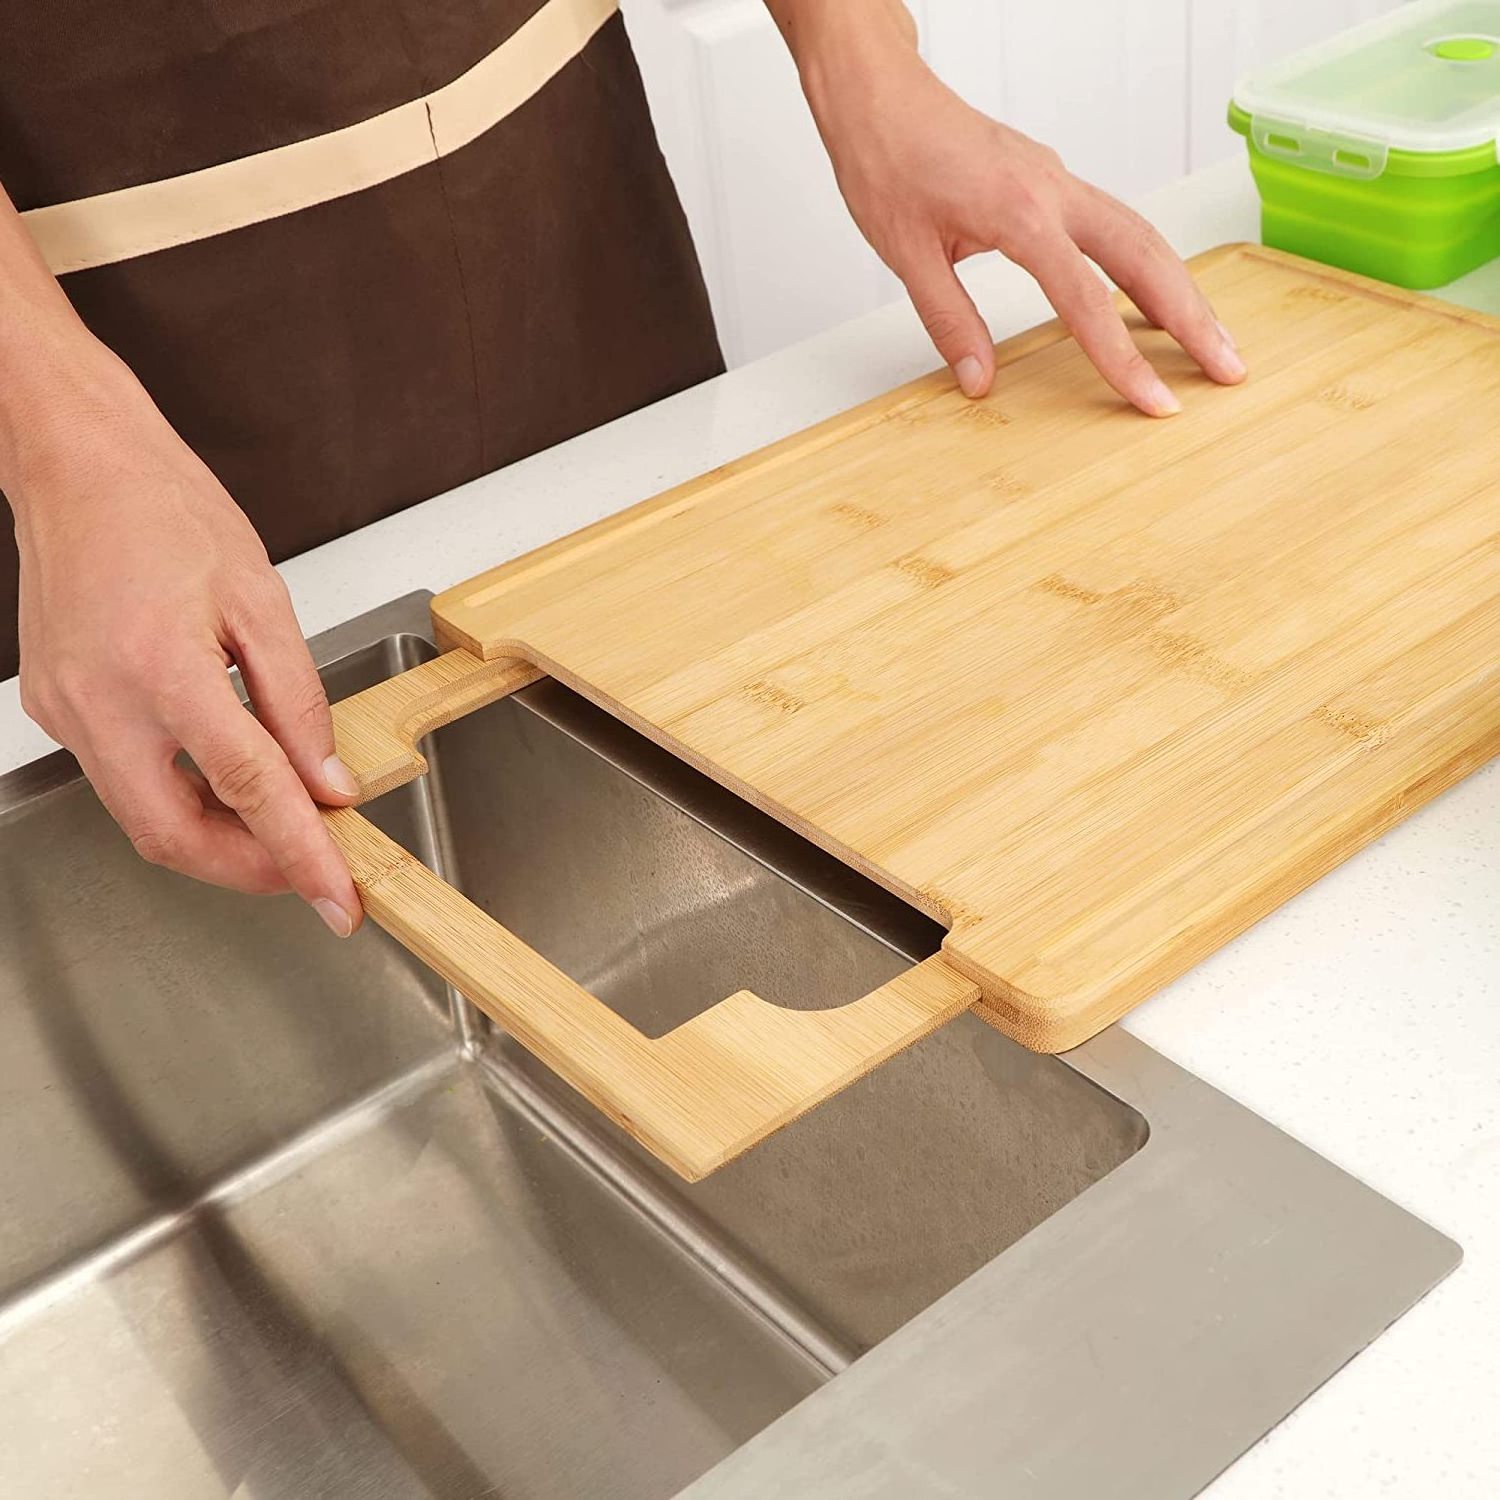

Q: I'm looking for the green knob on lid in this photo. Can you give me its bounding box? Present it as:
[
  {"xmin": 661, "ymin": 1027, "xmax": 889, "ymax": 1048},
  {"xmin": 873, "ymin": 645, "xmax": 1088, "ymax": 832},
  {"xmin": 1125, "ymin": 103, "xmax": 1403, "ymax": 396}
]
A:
[{"xmin": 1429, "ymin": 36, "xmax": 1497, "ymax": 61}]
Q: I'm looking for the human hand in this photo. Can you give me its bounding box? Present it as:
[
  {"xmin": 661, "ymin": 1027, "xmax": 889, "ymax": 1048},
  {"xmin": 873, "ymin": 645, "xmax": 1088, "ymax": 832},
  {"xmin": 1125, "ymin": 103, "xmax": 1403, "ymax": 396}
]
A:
[
  {"xmin": 10, "ymin": 357, "xmax": 363, "ymax": 935},
  {"xmin": 769, "ymin": 0, "xmax": 1246, "ymax": 414}
]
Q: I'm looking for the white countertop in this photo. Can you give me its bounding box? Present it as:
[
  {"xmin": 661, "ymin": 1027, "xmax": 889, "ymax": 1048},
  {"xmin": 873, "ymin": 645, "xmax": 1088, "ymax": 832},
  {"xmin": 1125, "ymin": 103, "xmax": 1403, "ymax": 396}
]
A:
[{"xmin": 2, "ymin": 157, "xmax": 1496, "ymax": 1497}]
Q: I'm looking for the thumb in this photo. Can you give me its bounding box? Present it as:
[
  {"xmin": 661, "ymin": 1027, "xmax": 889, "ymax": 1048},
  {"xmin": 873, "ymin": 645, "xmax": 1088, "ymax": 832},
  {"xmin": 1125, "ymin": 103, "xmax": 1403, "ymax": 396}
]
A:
[
  {"xmin": 900, "ymin": 251, "xmax": 995, "ymax": 398},
  {"xmin": 230, "ymin": 575, "xmax": 362, "ymax": 807}
]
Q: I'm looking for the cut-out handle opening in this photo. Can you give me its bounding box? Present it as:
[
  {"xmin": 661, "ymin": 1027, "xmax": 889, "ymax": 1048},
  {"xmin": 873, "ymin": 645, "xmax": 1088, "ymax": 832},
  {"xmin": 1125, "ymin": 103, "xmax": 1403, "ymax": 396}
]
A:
[{"xmin": 326, "ymin": 646, "xmax": 979, "ymax": 1179}]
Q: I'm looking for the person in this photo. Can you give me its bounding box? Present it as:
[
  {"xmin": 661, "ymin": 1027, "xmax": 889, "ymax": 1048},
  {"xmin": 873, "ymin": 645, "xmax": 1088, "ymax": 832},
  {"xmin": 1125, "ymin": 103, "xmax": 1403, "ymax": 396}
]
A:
[{"xmin": 0, "ymin": 0, "xmax": 1245, "ymax": 940}]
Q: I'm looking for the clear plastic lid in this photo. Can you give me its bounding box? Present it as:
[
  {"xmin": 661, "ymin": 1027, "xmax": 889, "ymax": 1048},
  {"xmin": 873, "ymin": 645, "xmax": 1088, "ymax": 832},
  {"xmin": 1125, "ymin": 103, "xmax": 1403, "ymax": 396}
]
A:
[{"xmin": 1234, "ymin": 0, "xmax": 1500, "ymax": 164}]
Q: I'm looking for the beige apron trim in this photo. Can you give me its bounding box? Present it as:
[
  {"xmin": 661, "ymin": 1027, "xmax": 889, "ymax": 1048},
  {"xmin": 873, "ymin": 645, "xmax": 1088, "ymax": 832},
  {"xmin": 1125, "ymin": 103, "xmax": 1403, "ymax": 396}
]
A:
[{"xmin": 21, "ymin": 0, "xmax": 620, "ymax": 275}]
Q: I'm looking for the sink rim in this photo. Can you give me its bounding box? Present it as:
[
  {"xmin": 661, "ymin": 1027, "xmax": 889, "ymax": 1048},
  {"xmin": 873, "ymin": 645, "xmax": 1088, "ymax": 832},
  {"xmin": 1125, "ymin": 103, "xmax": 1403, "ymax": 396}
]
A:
[
  {"xmin": 0, "ymin": 591, "xmax": 1462, "ymax": 1500},
  {"xmin": 302, "ymin": 596, "xmax": 1466, "ymax": 1500}
]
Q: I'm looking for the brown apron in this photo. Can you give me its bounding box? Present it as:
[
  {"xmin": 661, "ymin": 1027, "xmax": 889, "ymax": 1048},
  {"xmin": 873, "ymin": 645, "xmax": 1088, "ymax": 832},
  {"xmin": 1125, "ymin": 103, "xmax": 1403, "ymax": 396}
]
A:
[{"xmin": 0, "ymin": 0, "xmax": 722, "ymax": 680}]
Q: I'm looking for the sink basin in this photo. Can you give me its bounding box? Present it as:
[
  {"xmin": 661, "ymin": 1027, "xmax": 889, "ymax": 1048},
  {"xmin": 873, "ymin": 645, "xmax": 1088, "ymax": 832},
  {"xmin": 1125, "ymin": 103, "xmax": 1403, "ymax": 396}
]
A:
[{"xmin": 0, "ymin": 594, "xmax": 1459, "ymax": 1500}]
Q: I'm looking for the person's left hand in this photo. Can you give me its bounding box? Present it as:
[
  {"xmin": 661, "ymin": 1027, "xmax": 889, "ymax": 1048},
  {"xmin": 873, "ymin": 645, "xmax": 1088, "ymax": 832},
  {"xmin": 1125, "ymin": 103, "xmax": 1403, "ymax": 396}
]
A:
[{"xmin": 768, "ymin": 0, "xmax": 1246, "ymax": 415}]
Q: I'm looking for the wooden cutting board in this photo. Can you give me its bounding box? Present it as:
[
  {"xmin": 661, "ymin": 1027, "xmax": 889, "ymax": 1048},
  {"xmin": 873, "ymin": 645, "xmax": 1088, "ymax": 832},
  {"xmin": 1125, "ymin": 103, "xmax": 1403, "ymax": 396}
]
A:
[
  {"xmin": 327, "ymin": 243, "xmax": 1499, "ymax": 1178},
  {"xmin": 430, "ymin": 244, "xmax": 1500, "ymax": 1052}
]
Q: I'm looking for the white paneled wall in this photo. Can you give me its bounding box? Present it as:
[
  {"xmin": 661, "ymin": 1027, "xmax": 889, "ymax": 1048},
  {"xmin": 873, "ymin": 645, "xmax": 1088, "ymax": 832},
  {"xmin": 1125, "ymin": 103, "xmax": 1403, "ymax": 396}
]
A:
[{"xmin": 623, "ymin": 0, "xmax": 1404, "ymax": 365}]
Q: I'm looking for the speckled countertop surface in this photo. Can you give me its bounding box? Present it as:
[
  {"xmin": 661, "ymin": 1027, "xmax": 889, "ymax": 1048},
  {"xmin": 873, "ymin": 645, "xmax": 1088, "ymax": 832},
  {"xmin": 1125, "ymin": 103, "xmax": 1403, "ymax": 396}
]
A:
[{"xmin": 2, "ymin": 158, "xmax": 1495, "ymax": 1496}]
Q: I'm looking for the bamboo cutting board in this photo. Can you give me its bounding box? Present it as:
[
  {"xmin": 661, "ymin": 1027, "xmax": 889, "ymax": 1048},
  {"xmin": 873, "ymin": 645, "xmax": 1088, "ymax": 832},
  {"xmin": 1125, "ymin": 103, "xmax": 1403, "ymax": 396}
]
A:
[{"xmin": 329, "ymin": 245, "xmax": 1500, "ymax": 1178}]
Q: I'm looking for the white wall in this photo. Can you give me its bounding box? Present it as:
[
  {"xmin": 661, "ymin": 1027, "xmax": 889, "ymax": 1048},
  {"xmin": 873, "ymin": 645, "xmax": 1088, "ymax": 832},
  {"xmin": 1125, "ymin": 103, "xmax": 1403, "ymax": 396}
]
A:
[{"xmin": 623, "ymin": 0, "xmax": 1404, "ymax": 365}]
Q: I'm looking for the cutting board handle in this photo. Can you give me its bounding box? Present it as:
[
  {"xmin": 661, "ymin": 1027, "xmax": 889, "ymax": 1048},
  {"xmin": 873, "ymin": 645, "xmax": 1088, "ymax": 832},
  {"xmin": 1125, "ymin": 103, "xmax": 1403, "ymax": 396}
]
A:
[
  {"xmin": 326, "ymin": 646, "xmax": 544, "ymax": 801},
  {"xmin": 324, "ymin": 648, "xmax": 979, "ymax": 1180}
]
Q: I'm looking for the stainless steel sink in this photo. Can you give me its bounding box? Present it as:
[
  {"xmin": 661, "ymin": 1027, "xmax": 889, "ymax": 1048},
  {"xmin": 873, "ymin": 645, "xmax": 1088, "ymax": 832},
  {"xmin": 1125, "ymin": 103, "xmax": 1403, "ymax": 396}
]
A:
[{"xmin": 0, "ymin": 594, "xmax": 1459, "ymax": 1499}]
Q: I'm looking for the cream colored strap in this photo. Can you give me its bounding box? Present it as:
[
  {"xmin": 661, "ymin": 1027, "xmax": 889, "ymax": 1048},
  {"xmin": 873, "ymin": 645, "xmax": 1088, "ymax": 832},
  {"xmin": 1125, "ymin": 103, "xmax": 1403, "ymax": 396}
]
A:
[{"xmin": 21, "ymin": 0, "xmax": 620, "ymax": 275}]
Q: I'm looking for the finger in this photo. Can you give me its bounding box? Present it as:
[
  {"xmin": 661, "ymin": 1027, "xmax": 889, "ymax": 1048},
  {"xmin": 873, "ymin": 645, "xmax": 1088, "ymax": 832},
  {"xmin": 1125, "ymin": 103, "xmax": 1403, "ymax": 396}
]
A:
[
  {"xmin": 81, "ymin": 733, "xmax": 290, "ymax": 894},
  {"xmin": 898, "ymin": 248, "xmax": 995, "ymax": 398},
  {"xmin": 166, "ymin": 668, "xmax": 362, "ymax": 935},
  {"xmin": 227, "ymin": 574, "xmax": 361, "ymax": 806},
  {"xmin": 181, "ymin": 761, "xmax": 232, "ymax": 816},
  {"xmin": 1023, "ymin": 235, "xmax": 1180, "ymax": 417},
  {"xmin": 1070, "ymin": 189, "xmax": 1245, "ymax": 386}
]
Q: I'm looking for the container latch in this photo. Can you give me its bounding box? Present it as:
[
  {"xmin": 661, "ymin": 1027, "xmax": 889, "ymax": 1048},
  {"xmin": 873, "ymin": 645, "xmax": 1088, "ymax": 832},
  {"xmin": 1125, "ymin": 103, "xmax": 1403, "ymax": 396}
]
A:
[{"xmin": 1250, "ymin": 115, "xmax": 1389, "ymax": 180}]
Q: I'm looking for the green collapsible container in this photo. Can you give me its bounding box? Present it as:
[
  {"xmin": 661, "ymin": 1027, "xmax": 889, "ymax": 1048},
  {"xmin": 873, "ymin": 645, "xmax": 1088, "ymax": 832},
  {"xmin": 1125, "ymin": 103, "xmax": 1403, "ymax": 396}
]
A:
[{"xmin": 1231, "ymin": 0, "xmax": 1500, "ymax": 288}]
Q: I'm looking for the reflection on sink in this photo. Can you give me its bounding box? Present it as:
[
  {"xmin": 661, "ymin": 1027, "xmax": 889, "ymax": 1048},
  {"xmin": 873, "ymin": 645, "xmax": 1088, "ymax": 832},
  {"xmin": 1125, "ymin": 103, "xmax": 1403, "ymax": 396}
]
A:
[
  {"xmin": 0, "ymin": 597, "xmax": 1457, "ymax": 1500},
  {"xmin": 0, "ymin": 630, "xmax": 450, "ymax": 1304},
  {"xmin": 0, "ymin": 622, "xmax": 1142, "ymax": 1499},
  {"xmin": 434, "ymin": 674, "xmax": 1147, "ymax": 1357}
]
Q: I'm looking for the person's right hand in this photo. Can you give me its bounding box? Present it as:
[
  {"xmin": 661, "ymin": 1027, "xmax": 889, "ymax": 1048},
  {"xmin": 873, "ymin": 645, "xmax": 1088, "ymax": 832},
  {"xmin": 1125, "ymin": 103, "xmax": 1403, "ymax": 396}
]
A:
[{"xmin": 11, "ymin": 363, "xmax": 364, "ymax": 936}]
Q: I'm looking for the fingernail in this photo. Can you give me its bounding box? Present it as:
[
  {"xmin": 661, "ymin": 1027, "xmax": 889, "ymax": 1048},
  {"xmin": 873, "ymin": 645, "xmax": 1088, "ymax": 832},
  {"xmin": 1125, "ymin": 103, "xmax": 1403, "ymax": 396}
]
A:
[
  {"xmin": 1145, "ymin": 376, "xmax": 1182, "ymax": 417},
  {"xmin": 1216, "ymin": 319, "xmax": 1238, "ymax": 352},
  {"xmin": 313, "ymin": 898, "xmax": 354, "ymax": 938},
  {"xmin": 954, "ymin": 355, "xmax": 985, "ymax": 398},
  {"xmin": 1216, "ymin": 320, "xmax": 1247, "ymax": 379},
  {"xmin": 323, "ymin": 753, "xmax": 360, "ymax": 798}
]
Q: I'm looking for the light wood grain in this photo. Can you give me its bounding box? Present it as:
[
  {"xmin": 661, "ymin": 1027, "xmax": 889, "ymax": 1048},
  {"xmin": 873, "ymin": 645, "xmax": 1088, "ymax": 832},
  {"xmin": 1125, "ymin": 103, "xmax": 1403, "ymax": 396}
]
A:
[
  {"xmin": 320, "ymin": 801, "xmax": 977, "ymax": 1179},
  {"xmin": 325, "ymin": 647, "xmax": 979, "ymax": 1177},
  {"xmin": 331, "ymin": 647, "xmax": 541, "ymax": 800},
  {"xmin": 433, "ymin": 244, "xmax": 1500, "ymax": 1052}
]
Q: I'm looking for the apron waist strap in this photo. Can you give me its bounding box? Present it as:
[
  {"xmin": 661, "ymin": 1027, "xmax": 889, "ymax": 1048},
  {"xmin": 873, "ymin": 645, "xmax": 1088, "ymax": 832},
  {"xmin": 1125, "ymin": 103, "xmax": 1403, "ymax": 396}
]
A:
[{"xmin": 21, "ymin": 0, "xmax": 619, "ymax": 276}]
